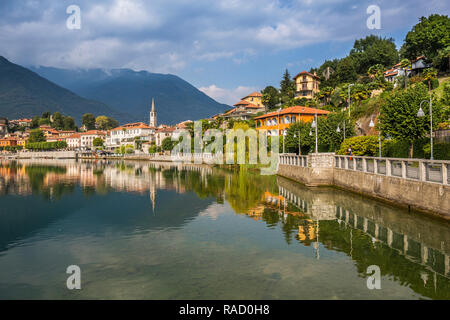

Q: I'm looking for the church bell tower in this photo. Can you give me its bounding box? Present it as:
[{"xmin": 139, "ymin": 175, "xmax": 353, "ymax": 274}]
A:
[{"xmin": 149, "ymin": 98, "xmax": 157, "ymax": 127}]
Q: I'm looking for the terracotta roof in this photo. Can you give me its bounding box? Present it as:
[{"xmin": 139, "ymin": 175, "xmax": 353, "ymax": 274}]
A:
[
  {"xmin": 156, "ymin": 127, "xmax": 176, "ymax": 133},
  {"xmin": 233, "ymin": 100, "xmax": 261, "ymax": 108},
  {"xmin": 411, "ymin": 55, "xmax": 426, "ymax": 63},
  {"xmin": 67, "ymin": 133, "xmax": 81, "ymax": 139},
  {"xmin": 293, "ymin": 71, "xmax": 320, "ymax": 80},
  {"xmin": 80, "ymin": 130, "xmax": 106, "ymax": 135},
  {"xmin": 384, "ymin": 71, "xmax": 398, "ymax": 77},
  {"xmin": 111, "ymin": 122, "xmax": 153, "ymax": 131},
  {"xmin": 254, "ymin": 106, "xmax": 330, "ymax": 120},
  {"xmin": 224, "ymin": 108, "xmax": 237, "ymax": 115},
  {"xmin": 242, "ymin": 91, "xmax": 262, "ymax": 98}
]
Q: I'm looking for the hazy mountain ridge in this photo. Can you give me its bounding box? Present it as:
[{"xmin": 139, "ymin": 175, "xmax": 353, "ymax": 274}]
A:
[
  {"xmin": 0, "ymin": 57, "xmax": 132, "ymax": 124},
  {"xmin": 29, "ymin": 66, "xmax": 229, "ymax": 125}
]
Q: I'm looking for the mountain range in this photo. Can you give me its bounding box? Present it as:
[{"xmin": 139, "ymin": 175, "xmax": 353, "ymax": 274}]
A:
[
  {"xmin": 0, "ymin": 56, "xmax": 129, "ymax": 123},
  {"xmin": 29, "ymin": 65, "xmax": 229, "ymax": 125},
  {"xmin": 0, "ymin": 56, "xmax": 228, "ymax": 125}
]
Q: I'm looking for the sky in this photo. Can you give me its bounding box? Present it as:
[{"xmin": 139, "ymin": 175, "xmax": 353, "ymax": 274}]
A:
[{"xmin": 0, "ymin": 0, "xmax": 449, "ymax": 105}]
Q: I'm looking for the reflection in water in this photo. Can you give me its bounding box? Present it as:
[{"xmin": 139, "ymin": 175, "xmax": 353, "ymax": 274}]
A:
[{"xmin": 0, "ymin": 159, "xmax": 449, "ymax": 300}]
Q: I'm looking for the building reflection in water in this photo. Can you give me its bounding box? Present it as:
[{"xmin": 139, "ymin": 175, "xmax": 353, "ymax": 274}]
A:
[{"xmin": 0, "ymin": 159, "xmax": 449, "ymax": 299}]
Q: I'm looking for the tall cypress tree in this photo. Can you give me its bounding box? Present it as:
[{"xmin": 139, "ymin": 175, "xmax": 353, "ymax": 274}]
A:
[{"xmin": 280, "ymin": 69, "xmax": 295, "ymax": 104}]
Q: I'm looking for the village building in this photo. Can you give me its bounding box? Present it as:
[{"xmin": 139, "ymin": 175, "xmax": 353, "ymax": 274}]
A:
[
  {"xmin": 155, "ymin": 127, "xmax": 176, "ymax": 147},
  {"xmin": 221, "ymin": 92, "xmax": 266, "ymax": 121},
  {"xmin": 254, "ymin": 106, "xmax": 330, "ymax": 136},
  {"xmin": 105, "ymin": 100, "xmax": 158, "ymax": 151},
  {"xmin": 0, "ymin": 118, "xmax": 8, "ymax": 136},
  {"xmin": 9, "ymin": 118, "xmax": 32, "ymax": 128},
  {"xmin": 67, "ymin": 133, "xmax": 81, "ymax": 150},
  {"xmin": 0, "ymin": 137, "xmax": 18, "ymax": 147},
  {"xmin": 80, "ymin": 130, "xmax": 106, "ymax": 150},
  {"xmin": 410, "ymin": 56, "xmax": 432, "ymax": 76},
  {"xmin": 294, "ymin": 71, "xmax": 321, "ymax": 99}
]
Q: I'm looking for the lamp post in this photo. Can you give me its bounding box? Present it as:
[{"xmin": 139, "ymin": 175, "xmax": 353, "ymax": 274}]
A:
[
  {"xmin": 348, "ymin": 84, "xmax": 354, "ymax": 118},
  {"xmin": 277, "ymin": 108, "xmax": 282, "ymax": 154},
  {"xmin": 311, "ymin": 113, "xmax": 318, "ymax": 153},
  {"xmin": 294, "ymin": 131, "xmax": 301, "ymax": 155},
  {"xmin": 417, "ymin": 98, "xmax": 433, "ymax": 160},
  {"xmin": 369, "ymin": 118, "xmax": 381, "ymax": 157}
]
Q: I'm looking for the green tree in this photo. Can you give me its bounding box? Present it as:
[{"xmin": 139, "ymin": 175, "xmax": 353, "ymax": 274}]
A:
[
  {"xmin": 350, "ymin": 35, "xmax": 399, "ymax": 74},
  {"xmin": 31, "ymin": 116, "xmax": 40, "ymax": 128},
  {"xmin": 280, "ymin": 69, "xmax": 296, "ymax": 104},
  {"xmin": 52, "ymin": 112, "xmax": 64, "ymax": 130},
  {"xmin": 63, "ymin": 116, "xmax": 76, "ymax": 131},
  {"xmin": 399, "ymin": 58, "xmax": 411, "ymax": 89},
  {"xmin": 96, "ymin": 116, "xmax": 119, "ymax": 130},
  {"xmin": 28, "ymin": 129, "xmax": 46, "ymax": 143},
  {"xmin": 336, "ymin": 57, "xmax": 358, "ymax": 84},
  {"xmin": 379, "ymin": 83, "xmax": 434, "ymax": 157},
  {"xmin": 422, "ymin": 68, "xmax": 438, "ymax": 91},
  {"xmin": 261, "ymin": 86, "xmax": 280, "ymax": 110},
  {"xmin": 93, "ymin": 137, "xmax": 104, "ymax": 147},
  {"xmin": 82, "ymin": 113, "xmax": 96, "ymax": 130},
  {"xmin": 162, "ymin": 137, "xmax": 174, "ymax": 151},
  {"xmin": 400, "ymin": 14, "xmax": 450, "ymax": 62}
]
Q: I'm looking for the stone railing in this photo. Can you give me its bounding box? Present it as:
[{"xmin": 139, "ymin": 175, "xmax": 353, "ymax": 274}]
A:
[
  {"xmin": 279, "ymin": 154, "xmax": 308, "ymax": 167},
  {"xmin": 334, "ymin": 155, "xmax": 449, "ymax": 185}
]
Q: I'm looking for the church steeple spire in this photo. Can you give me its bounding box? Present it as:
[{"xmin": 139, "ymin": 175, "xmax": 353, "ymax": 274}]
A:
[{"xmin": 149, "ymin": 98, "xmax": 157, "ymax": 127}]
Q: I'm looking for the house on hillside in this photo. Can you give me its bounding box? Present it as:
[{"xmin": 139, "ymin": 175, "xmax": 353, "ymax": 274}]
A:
[
  {"xmin": 411, "ymin": 56, "xmax": 431, "ymax": 76},
  {"xmin": 106, "ymin": 122, "xmax": 156, "ymax": 151},
  {"xmin": 0, "ymin": 118, "xmax": 8, "ymax": 136},
  {"xmin": 221, "ymin": 92, "xmax": 266, "ymax": 121},
  {"xmin": 293, "ymin": 71, "xmax": 320, "ymax": 99},
  {"xmin": 254, "ymin": 106, "xmax": 330, "ymax": 136}
]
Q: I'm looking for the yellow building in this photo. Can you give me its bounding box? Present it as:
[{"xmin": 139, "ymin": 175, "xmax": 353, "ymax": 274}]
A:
[
  {"xmin": 17, "ymin": 138, "xmax": 27, "ymax": 147},
  {"xmin": 241, "ymin": 91, "xmax": 264, "ymax": 108},
  {"xmin": 0, "ymin": 138, "xmax": 18, "ymax": 147},
  {"xmin": 293, "ymin": 71, "xmax": 320, "ymax": 99},
  {"xmin": 254, "ymin": 106, "xmax": 330, "ymax": 136}
]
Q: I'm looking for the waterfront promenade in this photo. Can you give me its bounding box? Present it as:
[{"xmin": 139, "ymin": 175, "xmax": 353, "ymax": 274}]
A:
[
  {"xmin": 279, "ymin": 153, "xmax": 450, "ymax": 219},
  {"xmin": 2, "ymin": 150, "xmax": 449, "ymax": 219}
]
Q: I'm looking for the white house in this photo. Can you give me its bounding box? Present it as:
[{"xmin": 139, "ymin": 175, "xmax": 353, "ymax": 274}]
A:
[
  {"xmin": 106, "ymin": 122, "xmax": 156, "ymax": 150},
  {"xmin": 67, "ymin": 133, "xmax": 81, "ymax": 150},
  {"xmin": 80, "ymin": 130, "xmax": 106, "ymax": 150},
  {"xmin": 411, "ymin": 56, "xmax": 431, "ymax": 76},
  {"xmin": 155, "ymin": 127, "xmax": 176, "ymax": 147}
]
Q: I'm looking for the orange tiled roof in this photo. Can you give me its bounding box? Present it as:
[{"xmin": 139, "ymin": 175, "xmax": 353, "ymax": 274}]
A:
[
  {"xmin": 233, "ymin": 100, "xmax": 261, "ymax": 108},
  {"xmin": 254, "ymin": 106, "xmax": 330, "ymax": 120},
  {"xmin": 156, "ymin": 127, "xmax": 176, "ymax": 133},
  {"xmin": 111, "ymin": 122, "xmax": 152, "ymax": 131},
  {"xmin": 80, "ymin": 130, "xmax": 106, "ymax": 135},
  {"xmin": 293, "ymin": 71, "xmax": 320, "ymax": 80},
  {"xmin": 242, "ymin": 91, "xmax": 262, "ymax": 98},
  {"xmin": 67, "ymin": 133, "xmax": 81, "ymax": 139}
]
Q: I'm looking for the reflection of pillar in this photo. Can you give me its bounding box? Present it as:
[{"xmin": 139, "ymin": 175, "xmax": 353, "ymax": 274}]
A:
[
  {"xmin": 445, "ymin": 255, "xmax": 449, "ymax": 277},
  {"xmin": 315, "ymin": 219, "xmax": 320, "ymax": 260},
  {"xmin": 403, "ymin": 235, "xmax": 408, "ymax": 254},
  {"xmin": 354, "ymin": 215, "xmax": 358, "ymax": 228},
  {"xmin": 421, "ymin": 245, "xmax": 428, "ymax": 264},
  {"xmin": 345, "ymin": 210, "xmax": 349, "ymax": 223},
  {"xmin": 363, "ymin": 218, "xmax": 368, "ymax": 232},
  {"xmin": 375, "ymin": 224, "xmax": 379, "ymax": 238},
  {"xmin": 387, "ymin": 228, "xmax": 393, "ymax": 247}
]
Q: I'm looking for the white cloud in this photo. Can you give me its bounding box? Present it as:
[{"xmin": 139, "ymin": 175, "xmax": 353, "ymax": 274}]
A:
[
  {"xmin": 199, "ymin": 85, "xmax": 259, "ymax": 105},
  {"xmin": 0, "ymin": 0, "xmax": 447, "ymax": 74}
]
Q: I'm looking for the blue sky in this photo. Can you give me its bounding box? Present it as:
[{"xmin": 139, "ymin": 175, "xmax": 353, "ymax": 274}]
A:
[{"xmin": 0, "ymin": 0, "xmax": 448, "ymax": 104}]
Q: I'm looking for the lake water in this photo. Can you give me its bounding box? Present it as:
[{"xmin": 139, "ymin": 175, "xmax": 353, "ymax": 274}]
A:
[{"xmin": 0, "ymin": 159, "xmax": 449, "ymax": 300}]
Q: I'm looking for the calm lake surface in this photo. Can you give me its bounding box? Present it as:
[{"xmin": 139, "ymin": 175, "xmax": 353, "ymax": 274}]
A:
[{"xmin": 0, "ymin": 159, "xmax": 449, "ymax": 300}]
